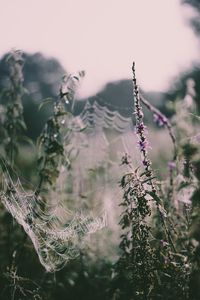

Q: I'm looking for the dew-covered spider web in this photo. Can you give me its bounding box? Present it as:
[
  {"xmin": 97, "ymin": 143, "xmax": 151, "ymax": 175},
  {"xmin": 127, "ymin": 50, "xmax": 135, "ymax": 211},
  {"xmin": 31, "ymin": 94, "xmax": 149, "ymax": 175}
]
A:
[
  {"xmin": 0, "ymin": 159, "xmax": 107, "ymax": 272},
  {"xmin": 0, "ymin": 90, "xmax": 137, "ymax": 272}
]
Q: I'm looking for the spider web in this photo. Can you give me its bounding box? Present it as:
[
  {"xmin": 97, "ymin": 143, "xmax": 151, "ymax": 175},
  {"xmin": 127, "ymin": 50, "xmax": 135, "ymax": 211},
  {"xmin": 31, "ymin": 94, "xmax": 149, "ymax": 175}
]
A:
[
  {"xmin": 0, "ymin": 160, "xmax": 106, "ymax": 272},
  {"xmin": 78, "ymin": 96, "xmax": 133, "ymax": 133},
  {"xmin": 0, "ymin": 92, "xmax": 136, "ymax": 272}
]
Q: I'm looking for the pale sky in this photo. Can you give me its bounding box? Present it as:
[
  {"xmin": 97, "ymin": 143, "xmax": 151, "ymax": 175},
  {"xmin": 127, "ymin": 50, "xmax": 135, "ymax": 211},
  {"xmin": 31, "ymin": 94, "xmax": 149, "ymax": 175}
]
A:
[{"xmin": 0, "ymin": 0, "xmax": 199, "ymax": 97}]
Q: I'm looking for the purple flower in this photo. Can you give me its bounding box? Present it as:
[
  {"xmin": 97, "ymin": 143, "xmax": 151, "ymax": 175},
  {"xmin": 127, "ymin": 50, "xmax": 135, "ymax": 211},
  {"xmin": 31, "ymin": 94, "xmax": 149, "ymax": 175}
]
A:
[
  {"xmin": 160, "ymin": 240, "xmax": 168, "ymax": 247},
  {"xmin": 142, "ymin": 159, "xmax": 151, "ymax": 167},
  {"xmin": 153, "ymin": 114, "xmax": 167, "ymax": 127},
  {"xmin": 135, "ymin": 122, "xmax": 146, "ymax": 134},
  {"xmin": 167, "ymin": 161, "xmax": 176, "ymax": 171},
  {"xmin": 138, "ymin": 140, "xmax": 148, "ymax": 151}
]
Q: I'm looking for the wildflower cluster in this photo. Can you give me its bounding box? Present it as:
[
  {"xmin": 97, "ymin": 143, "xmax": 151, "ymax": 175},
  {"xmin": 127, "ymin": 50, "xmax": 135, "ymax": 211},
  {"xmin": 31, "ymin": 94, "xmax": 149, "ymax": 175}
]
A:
[
  {"xmin": 112, "ymin": 63, "xmax": 200, "ymax": 300},
  {"xmin": 132, "ymin": 62, "xmax": 156, "ymax": 193}
]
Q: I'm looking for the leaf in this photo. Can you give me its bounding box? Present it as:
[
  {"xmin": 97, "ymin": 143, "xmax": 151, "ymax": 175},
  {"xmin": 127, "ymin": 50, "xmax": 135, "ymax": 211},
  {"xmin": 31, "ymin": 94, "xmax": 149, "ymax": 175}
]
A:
[
  {"xmin": 22, "ymin": 87, "xmax": 29, "ymax": 95},
  {"xmin": 17, "ymin": 135, "xmax": 35, "ymax": 147},
  {"xmin": 163, "ymin": 272, "xmax": 171, "ymax": 278},
  {"xmin": 147, "ymin": 191, "xmax": 161, "ymax": 205},
  {"xmin": 56, "ymin": 111, "xmax": 69, "ymax": 117},
  {"xmin": 88, "ymin": 168, "xmax": 97, "ymax": 173},
  {"xmin": 142, "ymin": 176, "xmax": 156, "ymax": 184},
  {"xmin": 38, "ymin": 98, "xmax": 54, "ymax": 111},
  {"xmin": 79, "ymin": 125, "xmax": 87, "ymax": 132},
  {"xmin": 16, "ymin": 120, "xmax": 27, "ymax": 131},
  {"xmin": 37, "ymin": 156, "xmax": 44, "ymax": 167},
  {"xmin": 158, "ymin": 204, "xmax": 167, "ymax": 218},
  {"xmin": 36, "ymin": 134, "xmax": 45, "ymax": 150},
  {"xmin": 189, "ymin": 113, "xmax": 200, "ymax": 121}
]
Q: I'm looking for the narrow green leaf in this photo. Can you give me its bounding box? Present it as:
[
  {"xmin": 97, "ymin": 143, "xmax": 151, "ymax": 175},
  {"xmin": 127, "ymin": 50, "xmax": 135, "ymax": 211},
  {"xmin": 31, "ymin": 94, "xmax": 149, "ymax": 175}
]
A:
[{"xmin": 38, "ymin": 98, "xmax": 54, "ymax": 111}]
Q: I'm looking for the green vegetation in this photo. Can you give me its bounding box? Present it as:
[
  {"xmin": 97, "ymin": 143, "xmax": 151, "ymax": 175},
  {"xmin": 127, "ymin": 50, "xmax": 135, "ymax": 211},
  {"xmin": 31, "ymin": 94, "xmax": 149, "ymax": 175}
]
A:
[{"xmin": 0, "ymin": 50, "xmax": 200, "ymax": 299}]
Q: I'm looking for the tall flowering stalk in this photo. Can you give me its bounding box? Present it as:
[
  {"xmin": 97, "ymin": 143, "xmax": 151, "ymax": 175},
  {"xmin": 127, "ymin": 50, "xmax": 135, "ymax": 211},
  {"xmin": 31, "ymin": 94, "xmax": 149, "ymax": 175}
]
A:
[
  {"xmin": 112, "ymin": 62, "xmax": 192, "ymax": 300},
  {"xmin": 132, "ymin": 63, "xmax": 178, "ymax": 252},
  {"xmin": 112, "ymin": 63, "xmax": 159, "ymax": 299},
  {"xmin": 132, "ymin": 62, "xmax": 156, "ymax": 194}
]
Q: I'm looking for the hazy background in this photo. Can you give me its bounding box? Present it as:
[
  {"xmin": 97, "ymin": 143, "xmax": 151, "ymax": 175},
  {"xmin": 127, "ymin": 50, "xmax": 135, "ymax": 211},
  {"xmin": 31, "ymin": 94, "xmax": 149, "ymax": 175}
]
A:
[{"xmin": 0, "ymin": 0, "xmax": 199, "ymax": 97}]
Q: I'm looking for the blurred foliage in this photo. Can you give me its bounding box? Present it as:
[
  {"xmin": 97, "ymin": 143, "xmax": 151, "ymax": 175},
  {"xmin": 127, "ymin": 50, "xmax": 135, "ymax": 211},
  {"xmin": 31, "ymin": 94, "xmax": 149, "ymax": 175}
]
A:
[
  {"xmin": 0, "ymin": 49, "xmax": 200, "ymax": 300},
  {"xmin": 0, "ymin": 52, "xmax": 65, "ymax": 140},
  {"xmin": 182, "ymin": 0, "xmax": 200, "ymax": 35}
]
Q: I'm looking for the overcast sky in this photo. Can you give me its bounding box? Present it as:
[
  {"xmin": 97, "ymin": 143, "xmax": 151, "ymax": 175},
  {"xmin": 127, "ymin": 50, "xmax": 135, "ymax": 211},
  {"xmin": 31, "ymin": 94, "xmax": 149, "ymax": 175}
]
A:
[{"xmin": 0, "ymin": 0, "xmax": 199, "ymax": 97}]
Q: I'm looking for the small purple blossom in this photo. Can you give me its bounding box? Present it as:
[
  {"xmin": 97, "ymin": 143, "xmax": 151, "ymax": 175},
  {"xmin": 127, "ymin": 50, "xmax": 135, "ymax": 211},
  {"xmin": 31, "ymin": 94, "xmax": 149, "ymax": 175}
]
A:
[
  {"xmin": 135, "ymin": 122, "xmax": 146, "ymax": 134},
  {"xmin": 153, "ymin": 114, "xmax": 167, "ymax": 127},
  {"xmin": 142, "ymin": 159, "xmax": 151, "ymax": 167},
  {"xmin": 167, "ymin": 161, "xmax": 176, "ymax": 171},
  {"xmin": 138, "ymin": 140, "xmax": 148, "ymax": 151},
  {"xmin": 132, "ymin": 62, "xmax": 156, "ymax": 193},
  {"xmin": 160, "ymin": 240, "xmax": 168, "ymax": 247}
]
